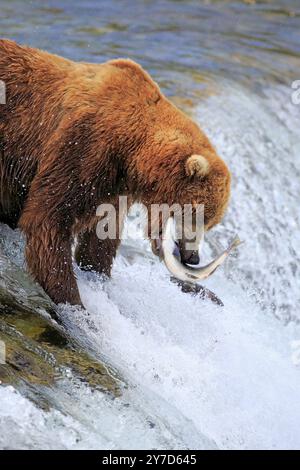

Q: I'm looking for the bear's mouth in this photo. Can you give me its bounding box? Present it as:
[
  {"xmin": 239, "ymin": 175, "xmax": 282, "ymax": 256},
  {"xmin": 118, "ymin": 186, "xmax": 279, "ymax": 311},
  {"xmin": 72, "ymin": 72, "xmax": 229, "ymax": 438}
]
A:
[
  {"xmin": 152, "ymin": 226, "xmax": 202, "ymax": 267},
  {"xmin": 169, "ymin": 240, "xmax": 201, "ymax": 267},
  {"xmin": 160, "ymin": 217, "xmax": 242, "ymax": 283}
]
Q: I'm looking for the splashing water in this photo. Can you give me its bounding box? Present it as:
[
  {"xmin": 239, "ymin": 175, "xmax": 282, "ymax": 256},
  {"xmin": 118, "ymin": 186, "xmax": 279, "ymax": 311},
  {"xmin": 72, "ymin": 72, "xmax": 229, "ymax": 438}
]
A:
[{"xmin": 198, "ymin": 83, "xmax": 300, "ymax": 323}]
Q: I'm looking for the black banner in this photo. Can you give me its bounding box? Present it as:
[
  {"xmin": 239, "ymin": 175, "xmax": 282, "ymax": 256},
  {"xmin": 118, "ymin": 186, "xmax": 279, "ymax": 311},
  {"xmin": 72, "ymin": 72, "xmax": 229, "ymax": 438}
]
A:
[{"xmin": 0, "ymin": 449, "xmax": 295, "ymax": 464}]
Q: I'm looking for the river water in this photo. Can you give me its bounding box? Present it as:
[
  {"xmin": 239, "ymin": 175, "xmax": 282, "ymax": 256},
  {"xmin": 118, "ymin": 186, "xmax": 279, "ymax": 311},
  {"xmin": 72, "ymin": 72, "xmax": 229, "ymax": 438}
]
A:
[{"xmin": 0, "ymin": 0, "xmax": 300, "ymax": 450}]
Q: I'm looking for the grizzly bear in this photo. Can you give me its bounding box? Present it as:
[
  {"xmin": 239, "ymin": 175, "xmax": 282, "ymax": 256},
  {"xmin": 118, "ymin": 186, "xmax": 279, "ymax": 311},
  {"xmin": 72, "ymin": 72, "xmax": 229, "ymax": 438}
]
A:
[{"xmin": 0, "ymin": 39, "xmax": 230, "ymax": 306}]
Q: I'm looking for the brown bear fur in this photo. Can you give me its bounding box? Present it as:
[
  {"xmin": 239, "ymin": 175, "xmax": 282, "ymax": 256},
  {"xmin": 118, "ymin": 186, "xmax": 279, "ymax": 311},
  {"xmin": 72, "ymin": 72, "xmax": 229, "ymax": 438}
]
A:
[{"xmin": 0, "ymin": 39, "xmax": 230, "ymax": 305}]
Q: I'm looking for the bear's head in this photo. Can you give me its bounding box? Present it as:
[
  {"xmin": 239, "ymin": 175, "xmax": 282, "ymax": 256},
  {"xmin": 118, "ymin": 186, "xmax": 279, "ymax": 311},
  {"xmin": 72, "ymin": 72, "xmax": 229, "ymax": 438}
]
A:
[
  {"xmin": 127, "ymin": 89, "xmax": 230, "ymax": 263},
  {"xmin": 104, "ymin": 59, "xmax": 231, "ymax": 264},
  {"xmin": 144, "ymin": 143, "xmax": 231, "ymax": 265}
]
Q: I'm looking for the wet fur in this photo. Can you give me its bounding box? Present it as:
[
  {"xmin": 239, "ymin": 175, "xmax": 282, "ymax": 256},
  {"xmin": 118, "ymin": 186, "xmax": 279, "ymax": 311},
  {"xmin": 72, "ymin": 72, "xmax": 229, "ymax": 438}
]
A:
[{"xmin": 0, "ymin": 39, "xmax": 230, "ymax": 305}]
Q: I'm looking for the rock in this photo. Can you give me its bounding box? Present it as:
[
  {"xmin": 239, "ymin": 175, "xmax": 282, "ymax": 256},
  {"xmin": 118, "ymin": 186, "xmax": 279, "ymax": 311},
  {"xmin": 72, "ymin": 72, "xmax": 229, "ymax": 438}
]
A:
[{"xmin": 0, "ymin": 223, "xmax": 122, "ymax": 409}]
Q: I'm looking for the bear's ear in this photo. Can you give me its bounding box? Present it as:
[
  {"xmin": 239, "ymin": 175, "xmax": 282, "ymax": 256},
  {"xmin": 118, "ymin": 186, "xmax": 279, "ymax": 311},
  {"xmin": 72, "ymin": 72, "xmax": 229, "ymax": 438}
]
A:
[{"xmin": 185, "ymin": 155, "xmax": 210, "ymax": 178}]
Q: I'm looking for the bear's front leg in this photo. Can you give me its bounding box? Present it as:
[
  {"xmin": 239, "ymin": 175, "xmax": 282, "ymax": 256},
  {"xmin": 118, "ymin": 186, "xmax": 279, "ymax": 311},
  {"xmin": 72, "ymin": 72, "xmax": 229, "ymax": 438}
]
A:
[
  {"xmin": 75, "ymin": 197, "xmax": 131, "ymax": 277},
  {"xmin": 21, "ymin": 222, "xmax": 82, "ymax": 306},
  {"xmin": 75, "ymin": 229, "xmax": 120, "ymax": 277}
]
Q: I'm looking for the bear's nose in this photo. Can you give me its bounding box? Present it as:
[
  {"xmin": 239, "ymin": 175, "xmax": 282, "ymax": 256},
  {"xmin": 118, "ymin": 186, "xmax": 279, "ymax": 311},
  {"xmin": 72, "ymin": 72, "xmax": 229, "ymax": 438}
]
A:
[{"xmin": 180, "ymin": 250, "xmax": 200, "ymax": 266}]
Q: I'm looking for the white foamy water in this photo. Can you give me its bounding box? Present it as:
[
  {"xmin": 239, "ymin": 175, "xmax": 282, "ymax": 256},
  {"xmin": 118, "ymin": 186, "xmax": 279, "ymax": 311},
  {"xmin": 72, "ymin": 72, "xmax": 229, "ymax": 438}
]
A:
[
  {"xmin": 1, "ymin": 84, "xmax": 300, "ymax": 450},
  {"xmin": 198, "ymin": 83, "xmax": 300, "ymax": 322}
]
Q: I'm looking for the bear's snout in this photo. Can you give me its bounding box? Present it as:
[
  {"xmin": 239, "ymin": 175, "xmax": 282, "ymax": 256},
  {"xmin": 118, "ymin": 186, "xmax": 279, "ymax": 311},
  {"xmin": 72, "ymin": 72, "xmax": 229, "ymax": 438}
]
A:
[{"xmin": 177, "ymin": 240, "xmax": 200, "ymax": 266}]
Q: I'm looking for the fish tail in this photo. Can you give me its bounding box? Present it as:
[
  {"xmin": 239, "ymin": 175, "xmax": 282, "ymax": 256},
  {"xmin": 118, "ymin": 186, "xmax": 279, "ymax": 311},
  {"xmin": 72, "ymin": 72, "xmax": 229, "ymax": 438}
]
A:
[{"xmin": 229, "ymin": 235, "xmax": 244, "ymax": 252}]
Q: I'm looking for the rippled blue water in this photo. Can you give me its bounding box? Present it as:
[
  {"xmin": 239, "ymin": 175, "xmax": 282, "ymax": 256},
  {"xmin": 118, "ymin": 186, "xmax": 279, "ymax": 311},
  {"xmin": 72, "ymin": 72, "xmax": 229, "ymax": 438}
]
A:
[{"xmin": 1, "ymin": 0, "xmax": 300, "ymax": 97}]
